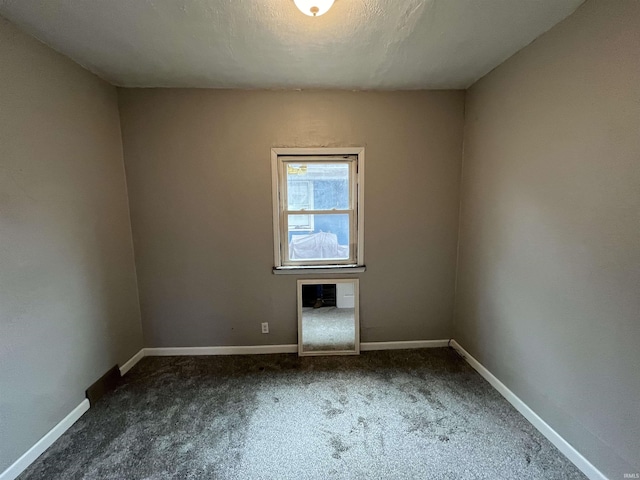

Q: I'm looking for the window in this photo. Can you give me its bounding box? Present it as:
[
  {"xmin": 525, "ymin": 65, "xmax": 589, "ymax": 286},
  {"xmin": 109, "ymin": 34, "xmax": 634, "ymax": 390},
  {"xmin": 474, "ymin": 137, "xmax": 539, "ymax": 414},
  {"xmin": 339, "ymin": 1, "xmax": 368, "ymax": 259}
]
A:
[{"xmin": 271, "ymin": 148, "xmax": 364, "ymax": 271}]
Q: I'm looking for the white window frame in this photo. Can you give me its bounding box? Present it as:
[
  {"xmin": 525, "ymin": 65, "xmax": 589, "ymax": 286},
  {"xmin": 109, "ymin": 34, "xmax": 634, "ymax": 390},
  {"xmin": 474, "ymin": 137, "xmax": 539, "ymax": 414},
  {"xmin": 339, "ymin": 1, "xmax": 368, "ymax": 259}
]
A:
[{"xmin": 271, "ymin": 147, "xmax": 365, "ymax": 272}]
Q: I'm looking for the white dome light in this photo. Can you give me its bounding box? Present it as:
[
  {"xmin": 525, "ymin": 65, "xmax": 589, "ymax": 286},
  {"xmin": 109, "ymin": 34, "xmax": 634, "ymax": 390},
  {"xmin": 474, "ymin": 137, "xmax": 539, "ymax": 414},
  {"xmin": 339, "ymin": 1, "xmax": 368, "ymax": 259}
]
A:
[{"xmin": 293, "ymin": 0, "xmax": 335, "ymax": 17}]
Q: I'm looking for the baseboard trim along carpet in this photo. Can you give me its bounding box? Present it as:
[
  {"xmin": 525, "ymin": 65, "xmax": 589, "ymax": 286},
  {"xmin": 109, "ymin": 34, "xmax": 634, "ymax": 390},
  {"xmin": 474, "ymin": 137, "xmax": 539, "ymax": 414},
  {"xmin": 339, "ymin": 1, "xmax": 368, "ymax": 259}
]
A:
[
  {"xmin": 360, "ymin": 339, "xmax": 449, "ymax": 350},
  {"xmin": 449, "ymin": 340, "xmax": 607, "ymax": 480},
  {"xmin": 0, "ymin": 399, "xmax": 90, "ymax": 480},
  {"xmin": 141, "ymin": 340, "xmax": 450, "ymax": 359},
  {"xmin": 119, "ymin": 348, "xmax": 145, "ymax": 376},
  {"xmin": 117, "ymin": 341, "xmax": 451, "ymax": 375},
  {"xmin": 145, "ymin": 344, "xmax": 299, "ymax": 357}
]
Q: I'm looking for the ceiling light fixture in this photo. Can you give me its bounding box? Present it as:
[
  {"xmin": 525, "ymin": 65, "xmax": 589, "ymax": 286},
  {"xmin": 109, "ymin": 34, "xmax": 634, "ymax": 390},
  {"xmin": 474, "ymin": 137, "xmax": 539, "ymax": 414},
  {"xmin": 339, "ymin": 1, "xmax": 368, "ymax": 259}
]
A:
[{"xmin": 294, "ymin": 0, "xmax": 335, "ymax": 17}]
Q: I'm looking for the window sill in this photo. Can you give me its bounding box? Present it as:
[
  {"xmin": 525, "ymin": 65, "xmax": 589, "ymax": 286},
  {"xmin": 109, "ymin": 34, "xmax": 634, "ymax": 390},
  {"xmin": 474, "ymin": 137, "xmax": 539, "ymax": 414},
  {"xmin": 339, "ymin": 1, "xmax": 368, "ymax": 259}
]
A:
[{"xmin": 272, "ymin": 265, "xmax": 366, "ymax": 275}]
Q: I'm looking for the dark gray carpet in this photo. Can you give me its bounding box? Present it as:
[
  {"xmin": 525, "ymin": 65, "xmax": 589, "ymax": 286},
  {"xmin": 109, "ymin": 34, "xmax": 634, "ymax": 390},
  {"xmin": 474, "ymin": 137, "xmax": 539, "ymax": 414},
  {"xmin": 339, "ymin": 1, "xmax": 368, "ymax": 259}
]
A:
[{"xmin": 18, "ymin": 349, "xmax": 586, "ymax": 479}]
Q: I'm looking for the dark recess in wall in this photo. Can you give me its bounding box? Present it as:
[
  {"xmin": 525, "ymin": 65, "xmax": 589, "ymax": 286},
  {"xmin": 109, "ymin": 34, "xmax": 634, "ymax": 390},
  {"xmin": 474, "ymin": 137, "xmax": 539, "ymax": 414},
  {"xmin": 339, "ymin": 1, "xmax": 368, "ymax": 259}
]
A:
[{"xmin": 85, "ymin": 365, "xmax": 121, "ymax": 406}]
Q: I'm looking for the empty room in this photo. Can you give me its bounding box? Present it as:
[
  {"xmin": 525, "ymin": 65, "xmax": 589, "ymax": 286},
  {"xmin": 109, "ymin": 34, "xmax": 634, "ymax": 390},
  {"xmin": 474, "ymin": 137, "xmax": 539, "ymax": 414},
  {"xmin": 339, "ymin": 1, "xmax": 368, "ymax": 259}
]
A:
[{"xmin": 0, "ymin": 0, "xmax": 638, "ymax": 479}]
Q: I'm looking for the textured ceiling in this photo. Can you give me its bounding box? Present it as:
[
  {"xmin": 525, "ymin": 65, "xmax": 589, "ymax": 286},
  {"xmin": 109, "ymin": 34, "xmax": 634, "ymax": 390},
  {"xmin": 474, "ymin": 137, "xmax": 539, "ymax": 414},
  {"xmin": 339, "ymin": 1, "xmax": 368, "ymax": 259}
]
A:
[{"xmin": 0, "ymin": 0, "xmax": 584, "ymax": 89}]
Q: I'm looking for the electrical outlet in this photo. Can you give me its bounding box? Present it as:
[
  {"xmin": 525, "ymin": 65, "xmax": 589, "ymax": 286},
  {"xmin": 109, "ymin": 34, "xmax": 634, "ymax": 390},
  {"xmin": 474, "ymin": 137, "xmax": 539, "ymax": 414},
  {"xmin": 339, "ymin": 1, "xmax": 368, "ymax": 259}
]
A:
[{"xmin": 261, "ymin": 322, "xmax": 269, "ymax": 334}]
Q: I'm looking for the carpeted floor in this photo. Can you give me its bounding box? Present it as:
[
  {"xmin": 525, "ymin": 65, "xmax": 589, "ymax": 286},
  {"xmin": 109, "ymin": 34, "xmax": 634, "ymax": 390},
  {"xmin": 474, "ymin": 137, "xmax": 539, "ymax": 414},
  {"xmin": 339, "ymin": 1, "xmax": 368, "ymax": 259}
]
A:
[
  {"xmin": 18, "ymin": 349, "xmax": 586, "ymax": 479},
  {"xmin": 301, "ymin": 306, "xmax": 356, "ymax": 352}
]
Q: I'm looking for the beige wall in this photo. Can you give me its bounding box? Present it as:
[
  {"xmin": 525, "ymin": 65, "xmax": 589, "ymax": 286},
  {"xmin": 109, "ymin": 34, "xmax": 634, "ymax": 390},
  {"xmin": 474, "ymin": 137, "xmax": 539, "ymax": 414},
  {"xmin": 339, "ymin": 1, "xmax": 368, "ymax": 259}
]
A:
[
  {"xmin": 0, "ymin": 16, "xmax": 143, "ymax": 471},
  {"xmin": 117, "ymin": 89, "xmax": 465, "ymax": 348},
  {"xmin": 454, "ymin": 1, "xmax": 640, "ymax": 477}
]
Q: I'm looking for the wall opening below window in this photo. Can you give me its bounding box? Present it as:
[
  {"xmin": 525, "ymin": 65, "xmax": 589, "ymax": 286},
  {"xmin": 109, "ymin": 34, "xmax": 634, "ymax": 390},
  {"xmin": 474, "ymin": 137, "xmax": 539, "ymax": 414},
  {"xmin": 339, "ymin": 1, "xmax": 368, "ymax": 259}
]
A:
[{"xmin": 297, "ymin": 279, "xmax": 360, "ymax": 356}]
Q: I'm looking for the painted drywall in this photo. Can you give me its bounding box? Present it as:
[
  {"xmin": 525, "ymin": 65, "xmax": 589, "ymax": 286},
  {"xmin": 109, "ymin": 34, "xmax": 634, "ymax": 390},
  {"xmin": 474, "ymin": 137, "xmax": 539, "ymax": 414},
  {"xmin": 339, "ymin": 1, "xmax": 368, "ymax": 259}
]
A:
[
  {"xmin": 454, "ymin": 1, "xmax": 640, "ymax": 478},
  {"xmin": 0, "ymin": 0, "xmax": 582, "ymax": 89},
  {"xmin": 0, "ymin": 16, "xmax": 143, "ymax": 472},
  {"xmin": 117, "ymin": 89, "xmax": 464, "ymax": 348}
]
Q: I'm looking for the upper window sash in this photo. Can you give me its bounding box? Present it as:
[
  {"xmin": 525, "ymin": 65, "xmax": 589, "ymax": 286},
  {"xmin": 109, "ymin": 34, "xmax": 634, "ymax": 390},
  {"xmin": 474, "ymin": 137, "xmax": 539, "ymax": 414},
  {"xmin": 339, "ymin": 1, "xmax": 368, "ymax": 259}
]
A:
[{"xmin": 279, "ymin": 157, "xmax": 356, "ymax": 211}]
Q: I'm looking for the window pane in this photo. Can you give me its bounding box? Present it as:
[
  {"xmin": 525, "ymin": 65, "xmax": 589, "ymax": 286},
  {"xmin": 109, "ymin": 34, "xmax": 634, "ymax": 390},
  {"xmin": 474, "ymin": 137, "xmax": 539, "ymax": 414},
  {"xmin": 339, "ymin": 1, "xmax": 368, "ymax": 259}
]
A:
[
  {"xmin": 288, "ymin": 213, "xmax": 313, "ymax": 231},
  {"xmin": 288, "ymin": 214, "xmax": 350, "ymax": 261},
  {"xmin": 287, "ymin": 163, "xmax": 349, "ymax": 210},
  {"xmin": 287, "ymin": 180, "xmax": 313, "ymax": 210}
]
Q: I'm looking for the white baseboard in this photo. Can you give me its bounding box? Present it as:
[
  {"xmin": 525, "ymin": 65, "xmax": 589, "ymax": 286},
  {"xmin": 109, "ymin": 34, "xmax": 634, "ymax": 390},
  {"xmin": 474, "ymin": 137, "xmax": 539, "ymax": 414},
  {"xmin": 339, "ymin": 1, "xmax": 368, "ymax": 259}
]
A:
[
  {"xmin": 360, "ymin": 339, "xmax": 449, "ymax": 351},
  {"xmin": 0, "ymin": 399, "xmax": 90, "ymax": 480},
  {"xmin": 449, "ymin": 340, "xmax": 607, "ymax": 480},
  {"xmin": 119, "ymin": 348, "xmax": 145, "ymax": 376},
  {"xmin": 144, "ymin": 344, "xmax": 299, "ymax": 356},
  {"xmin": 144, "ymin": 340, "xmax": 450, "ymax": 357}
]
